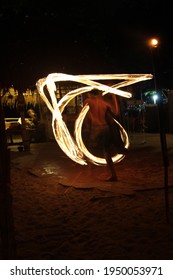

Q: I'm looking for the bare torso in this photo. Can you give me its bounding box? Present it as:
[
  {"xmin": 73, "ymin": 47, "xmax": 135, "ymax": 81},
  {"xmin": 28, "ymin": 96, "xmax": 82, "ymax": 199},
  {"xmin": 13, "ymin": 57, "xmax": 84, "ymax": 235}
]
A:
[{"xmin": 84, "ymin": 95, "xmax": 110, "ymax": 126}]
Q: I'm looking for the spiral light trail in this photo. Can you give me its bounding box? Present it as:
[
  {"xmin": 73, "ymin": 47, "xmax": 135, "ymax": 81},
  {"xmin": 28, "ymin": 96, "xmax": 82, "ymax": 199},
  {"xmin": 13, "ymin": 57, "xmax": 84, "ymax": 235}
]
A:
[{"xmin": 36, "ymin": 73, "xmax": 152, "ymax": 165}]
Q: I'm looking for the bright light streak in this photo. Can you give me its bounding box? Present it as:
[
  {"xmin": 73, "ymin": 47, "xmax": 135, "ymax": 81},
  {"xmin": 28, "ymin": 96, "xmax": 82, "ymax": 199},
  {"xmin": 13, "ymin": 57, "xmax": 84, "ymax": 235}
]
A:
[
  {"xmin": 75, "ymin": 104, "xmax": 129, "ymax": 165},
  {"xmin": 36, "ymin": 73, "xmax": 153, "ymax": 165}
]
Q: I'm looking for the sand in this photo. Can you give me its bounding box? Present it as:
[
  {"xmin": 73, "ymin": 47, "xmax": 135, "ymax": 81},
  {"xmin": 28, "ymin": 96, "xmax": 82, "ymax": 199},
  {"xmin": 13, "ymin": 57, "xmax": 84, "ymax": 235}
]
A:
[{"xmin": 6, "ymin": 133, "xmax": 173, "ymax": 259}]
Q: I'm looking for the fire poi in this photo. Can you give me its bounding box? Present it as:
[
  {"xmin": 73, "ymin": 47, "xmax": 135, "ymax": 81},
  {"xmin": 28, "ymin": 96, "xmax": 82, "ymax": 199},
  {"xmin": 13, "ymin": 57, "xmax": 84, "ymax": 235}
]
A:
[{"xmin": 36, "ymin": 73, "xmax": 153, "ymax": 165}]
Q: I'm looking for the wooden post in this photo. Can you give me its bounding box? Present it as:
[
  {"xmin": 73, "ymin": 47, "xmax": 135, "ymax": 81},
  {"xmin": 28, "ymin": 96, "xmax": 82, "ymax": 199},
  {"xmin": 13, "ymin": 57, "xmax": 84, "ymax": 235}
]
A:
[{"xmin": 0, "ymin": 96, "xmax": 16, "ymax": 259}]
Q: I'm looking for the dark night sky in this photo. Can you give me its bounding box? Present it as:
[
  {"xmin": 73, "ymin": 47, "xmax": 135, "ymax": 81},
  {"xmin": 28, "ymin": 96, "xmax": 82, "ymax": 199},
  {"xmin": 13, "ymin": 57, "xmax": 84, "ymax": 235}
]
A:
[{"xmin": 0, "ymin": 0, "xmax": 173, "ymax": 91}]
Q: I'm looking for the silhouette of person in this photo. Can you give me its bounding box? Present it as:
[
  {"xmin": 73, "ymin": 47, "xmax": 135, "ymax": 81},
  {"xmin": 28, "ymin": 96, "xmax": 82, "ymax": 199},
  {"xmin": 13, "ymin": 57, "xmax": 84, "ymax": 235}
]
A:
[
  {"xmin": 83, "ymin": 89, "xmax": 126, "ymax": 181},
  {"xmin": 27, "ymin": 109, "xmax": 38, "ymax": 128},
  {"xmin": 26, "ymin": 108, "xmax": 39, "ymax": 142}
]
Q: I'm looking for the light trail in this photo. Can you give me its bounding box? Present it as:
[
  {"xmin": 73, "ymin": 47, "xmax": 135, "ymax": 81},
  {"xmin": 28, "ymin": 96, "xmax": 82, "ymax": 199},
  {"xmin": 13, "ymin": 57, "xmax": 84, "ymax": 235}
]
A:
[{"xmin": 36, "ymin": 73, "xmax": 153, "ymax": 165}]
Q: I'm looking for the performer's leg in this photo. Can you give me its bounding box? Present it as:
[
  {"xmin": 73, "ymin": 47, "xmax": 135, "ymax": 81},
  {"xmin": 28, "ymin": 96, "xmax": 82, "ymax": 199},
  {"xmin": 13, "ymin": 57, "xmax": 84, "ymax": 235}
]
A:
[{"xmin": 104, "ymin": 147, "xmax": 118, "ymax": 181}]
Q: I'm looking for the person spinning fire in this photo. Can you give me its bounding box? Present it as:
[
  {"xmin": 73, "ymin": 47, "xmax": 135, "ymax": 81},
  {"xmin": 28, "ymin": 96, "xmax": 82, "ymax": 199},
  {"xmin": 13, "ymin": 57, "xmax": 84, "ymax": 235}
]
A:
[{"xmin": 83, "ymin": 89, "xmax": 127, "ymax": 181}]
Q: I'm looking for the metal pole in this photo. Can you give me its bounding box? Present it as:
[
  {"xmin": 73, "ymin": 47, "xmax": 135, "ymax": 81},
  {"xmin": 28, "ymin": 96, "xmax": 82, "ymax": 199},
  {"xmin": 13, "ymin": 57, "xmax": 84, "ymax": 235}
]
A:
[
  {"xmin": 158, "ymin": 101, "xmax": 170, "ymax": 222},
  {"xmin": 150, "ymin": 40, "xmax": 170, "ymax": 222}
]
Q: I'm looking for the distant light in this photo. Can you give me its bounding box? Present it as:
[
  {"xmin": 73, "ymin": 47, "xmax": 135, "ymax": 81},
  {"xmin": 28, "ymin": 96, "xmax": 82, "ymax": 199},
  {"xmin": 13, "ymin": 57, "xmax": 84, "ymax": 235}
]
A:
[
  {"xmin": 153, "ymin": 94, "xmax": 158, "ymax": 104},
  {"xmin": 150, "ymin": 38, "xmax": 159, "ymax": 48}
]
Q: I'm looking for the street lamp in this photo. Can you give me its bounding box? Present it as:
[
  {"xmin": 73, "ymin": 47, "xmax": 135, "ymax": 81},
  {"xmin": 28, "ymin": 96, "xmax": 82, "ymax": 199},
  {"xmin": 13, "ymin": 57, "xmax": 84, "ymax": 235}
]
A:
[
  {"xmin": 149, "ymin": 38, "xmax": 159, "ymax": 91},
  {"xmin": 149, "ymin": 37, "xmax": 170, "ymax": 222},
  {"xmin": 150, "ymin": 38, "xmax": 159, "ymax": 48}
]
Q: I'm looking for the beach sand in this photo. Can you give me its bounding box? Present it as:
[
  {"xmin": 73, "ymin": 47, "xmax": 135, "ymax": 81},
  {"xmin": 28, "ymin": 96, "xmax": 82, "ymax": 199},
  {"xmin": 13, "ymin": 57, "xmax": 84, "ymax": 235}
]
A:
[{"xmin": 7, "ymin": 133, "xmax": 173, "ymax": 259}]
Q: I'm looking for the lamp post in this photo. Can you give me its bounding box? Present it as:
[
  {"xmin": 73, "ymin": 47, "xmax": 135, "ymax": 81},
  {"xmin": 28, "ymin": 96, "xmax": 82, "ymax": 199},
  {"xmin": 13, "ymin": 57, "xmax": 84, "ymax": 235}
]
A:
[
  {"xmin": 149, "ymin": 38, "xmax": 159, "ymax": 91},
  {"xmin": 149, "ymin": 37, "xmax": 170, "ymax": 222}
]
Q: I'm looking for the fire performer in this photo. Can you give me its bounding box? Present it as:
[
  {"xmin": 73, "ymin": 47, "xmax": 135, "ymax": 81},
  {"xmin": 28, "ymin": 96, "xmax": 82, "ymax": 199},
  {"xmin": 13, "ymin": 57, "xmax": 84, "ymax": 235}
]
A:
[{"xmin": 83, "ymin": 89, "xmax": 127, "ymax": 181}]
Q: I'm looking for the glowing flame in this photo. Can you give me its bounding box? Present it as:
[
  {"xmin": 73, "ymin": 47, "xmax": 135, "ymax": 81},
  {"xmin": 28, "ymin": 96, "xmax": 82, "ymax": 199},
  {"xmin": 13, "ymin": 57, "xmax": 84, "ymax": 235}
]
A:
[{"xmin": 36, "ymin": 73, "xmax": 152, "ymax": 165}]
